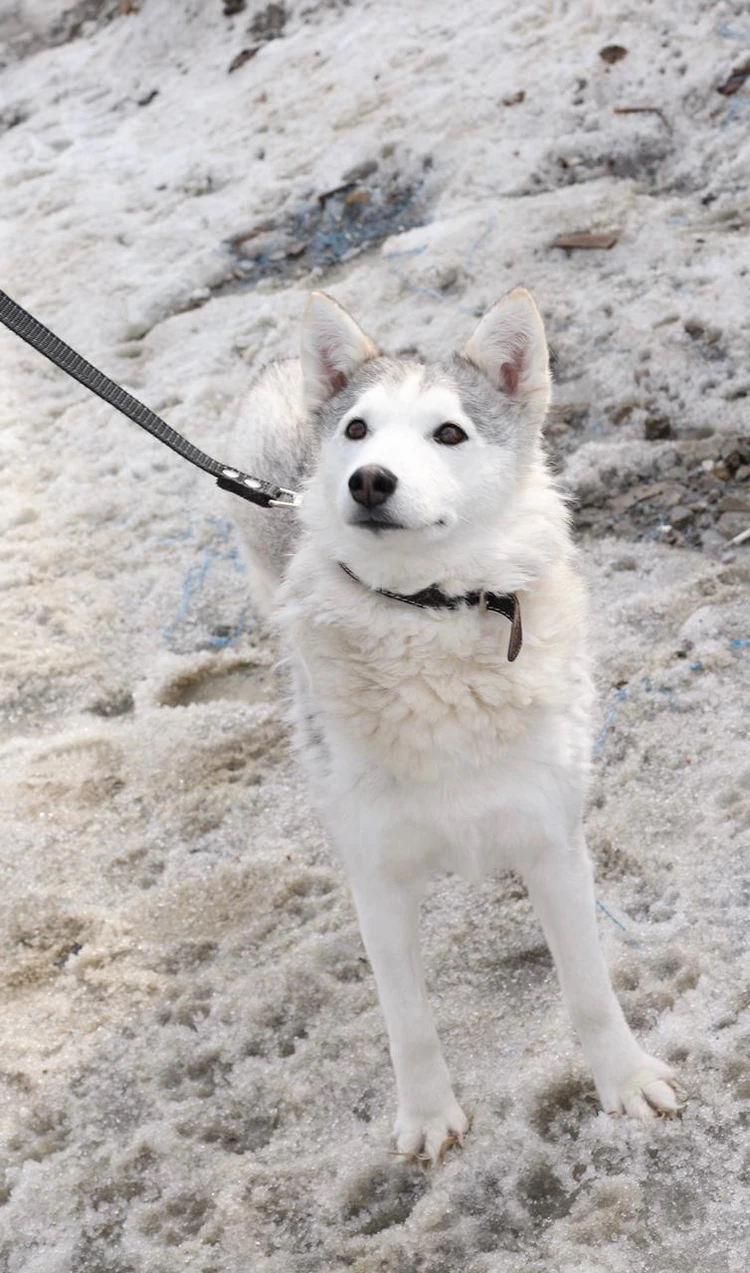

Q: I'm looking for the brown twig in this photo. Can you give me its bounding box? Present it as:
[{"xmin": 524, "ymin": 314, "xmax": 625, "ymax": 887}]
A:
[
  {"xmin": 550, "ymin": 230, "xmax": 621, "ymax": 251},
  {"xmin": 614, "ymin": 106, "xmax": 672, "ymax": 132},
  {"xmin": 228, "ymin": 46, "xmax": 260, "ymax": 73}
]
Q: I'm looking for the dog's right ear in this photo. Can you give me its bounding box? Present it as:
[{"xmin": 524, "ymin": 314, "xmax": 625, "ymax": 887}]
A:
[{"xmin": 301, "ymin": 292, "xmax": 378, "ymax": 410}]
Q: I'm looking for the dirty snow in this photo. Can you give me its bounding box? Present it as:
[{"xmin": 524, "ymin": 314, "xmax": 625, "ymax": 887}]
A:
[{"xmin": 1, "ymin": 1, "xmax": 749, "ymax": 1270}]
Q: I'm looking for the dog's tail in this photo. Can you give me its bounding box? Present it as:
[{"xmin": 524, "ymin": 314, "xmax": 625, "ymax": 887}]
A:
[{"xmin": 221, "ymin": 359, "xmax": 312, "ymax": 619}]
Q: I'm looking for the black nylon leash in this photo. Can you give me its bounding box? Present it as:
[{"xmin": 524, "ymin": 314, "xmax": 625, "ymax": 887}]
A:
[
  {"xmin": 339, "ymin": 562, "xmax": 523, "ymax": 661},
  {"xmin": 0, "ymin": 289, "xmax": 300, "ymax": 510},
  {"xmin": 0, "ymin": 289, "xmax": 522, "ymax": 659}
]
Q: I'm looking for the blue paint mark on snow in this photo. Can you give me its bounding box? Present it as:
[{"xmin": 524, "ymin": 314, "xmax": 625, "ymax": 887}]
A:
[
  {"xmin": 161, "ymin": 517, "xmax": 247, "ymax": 650},
  {"xmin": 593, "ymin": 686, "xmax": 629, "ymax": 758},
  {"xmin": 715, "ymin": 20, "xmax": 750, "ymax": 40},
  {"xmin": 597, "ymin": 900, "xmax": 642, "ymax": 950}
]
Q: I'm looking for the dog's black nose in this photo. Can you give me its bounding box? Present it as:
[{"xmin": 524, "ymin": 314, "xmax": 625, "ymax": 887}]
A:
[{"xmin": 348, "ymin": 465, "xmax": 398, "ymax": 508}]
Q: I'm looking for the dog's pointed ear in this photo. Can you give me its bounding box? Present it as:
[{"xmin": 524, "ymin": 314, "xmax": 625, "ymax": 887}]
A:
[
  {"xmin": 462, "ymin": 288, "xmax": 551, "ymax": 417},
  {"xmin": 301, "ymin": 292, "xmax": 378, "ymax": 409}
]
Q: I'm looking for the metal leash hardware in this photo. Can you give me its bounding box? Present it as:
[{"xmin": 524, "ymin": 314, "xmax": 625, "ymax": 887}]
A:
[{"xmin": 0, "ymin": 289, "xmax": 301, "ymax": 511}]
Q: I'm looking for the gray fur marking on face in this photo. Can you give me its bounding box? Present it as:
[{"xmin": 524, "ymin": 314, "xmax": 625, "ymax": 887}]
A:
[
  {"xmin": 313, "ymin": 353, "xmax": 523, "ymax": 451},
  {"xmin": 446, "ymin": 357, "xmax": 520, "ymax": 447},
  {"xmin": 313, "ymin": 357, "xmax": 425, "ymax": 437}
]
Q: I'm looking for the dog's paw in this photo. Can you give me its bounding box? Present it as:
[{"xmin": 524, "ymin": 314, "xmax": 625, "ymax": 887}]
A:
[
  {"xmin": 597, "ymin": 1052, "xmax": 683, "ymax": 1120},
  {"xmin": 393, "ymin": 1098, "xmax": 469, "ymax": 1166}
]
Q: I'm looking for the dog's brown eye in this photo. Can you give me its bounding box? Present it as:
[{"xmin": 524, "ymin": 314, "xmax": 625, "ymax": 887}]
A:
[
  {"xmin": 434, "ymin": 423, "xmax": 468, "ymax": 446},
  {"xmin": 345, "ymin": 418, "xmax": 367, "ymax": 440}
]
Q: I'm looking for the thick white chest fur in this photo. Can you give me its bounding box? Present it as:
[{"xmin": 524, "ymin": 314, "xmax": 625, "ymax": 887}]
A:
[{"xmin": 278, "ymin": 548, "xmax": 593, "ymax": 878}]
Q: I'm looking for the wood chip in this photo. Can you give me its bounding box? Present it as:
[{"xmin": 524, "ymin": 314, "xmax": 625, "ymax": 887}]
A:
[
  {"xmin": 644, "ymin": 415, "xmax": 672, "ymax": 441},
  {"xmin": 717, "ymin": 59, "xmax": 750, "ymax": 96},
  {"xmin": 228, "ymin": 46, "xmax": 260, "ymax": 73},
  {"xmin": 717, "ymin": 495, "xmax": 750, "ymax": 515},
  {"xmin": 550, "ymin": 230, "xmax": 621, "ymax": 250},
  {"xmin": 609, "ymin": 483, "xmax": 665, "ymax": 515},
  {"xmin": 599, "ymin": 45, "xmax": 628, "ymax": 64},
  {"xmin": 228, "ymin": 222, "xmax": 274, "ymax": 251},
  {"xmin": 317, "ymin": 181, "xmax": 357, "ymax": 207}
]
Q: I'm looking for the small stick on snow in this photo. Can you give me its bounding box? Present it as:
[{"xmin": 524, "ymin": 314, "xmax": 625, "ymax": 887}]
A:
[
  {"xmin": 727, "ymin": 526, "xmax": 750, "ymax": 547},
  {"xmin": 550, "ymin": 230, "xmax": 621, "ymax": 250},
  {"xmin": 614, "ymin": 105, "xmax": 672, "ymax": 132}
]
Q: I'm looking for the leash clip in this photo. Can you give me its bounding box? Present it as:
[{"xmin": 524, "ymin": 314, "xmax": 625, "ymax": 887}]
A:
[
  {"xmin": 216, "ymin": 469, "xmax": 302, "ymax": 509},
  {"xmin": 269, "ymin": 487, "xmax": 303, "ymax": 509}
]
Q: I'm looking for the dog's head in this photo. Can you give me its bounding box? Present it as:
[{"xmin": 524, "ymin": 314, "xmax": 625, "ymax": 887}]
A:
[{"xmin": 299, "ymin": 289, "xmax": 552, "ymax": 589}]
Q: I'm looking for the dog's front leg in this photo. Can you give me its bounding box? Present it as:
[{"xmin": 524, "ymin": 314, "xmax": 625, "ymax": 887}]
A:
[
  {"xmin": 347, "ymin": 864, "xmax": 468, "ymax": 1164},
  {"xmin": 520, "ymin": 827, "xmax": 680, "ymax": 1119}
]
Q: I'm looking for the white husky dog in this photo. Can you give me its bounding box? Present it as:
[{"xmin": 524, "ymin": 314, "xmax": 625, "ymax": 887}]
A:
[{"xmin": 228, "ymin": 288, "xmax": 679, "ymax": 1163}]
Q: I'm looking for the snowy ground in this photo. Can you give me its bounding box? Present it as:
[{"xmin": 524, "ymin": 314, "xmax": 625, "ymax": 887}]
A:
[{"xmin": 1, "ymin": 1, "xmax": 749, "ymax": 1269}]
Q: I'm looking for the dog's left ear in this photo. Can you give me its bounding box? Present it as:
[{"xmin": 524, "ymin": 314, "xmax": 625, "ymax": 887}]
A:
[
  {"xmin": 462, "ymin": 288, "xmax": 551, "ymax": 419},
  {"xmin": 301, "ymin": 291, "xmax": 379, "ymax": 409}
]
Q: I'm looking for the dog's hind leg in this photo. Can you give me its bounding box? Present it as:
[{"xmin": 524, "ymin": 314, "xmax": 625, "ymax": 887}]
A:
[
  {"xmin": 347, "ymin": 863, "xmax": 469, "ymax": 1165},
  {"xmin": 519, "ymin": 825, "xmax": 681, "ymax": 1120}
]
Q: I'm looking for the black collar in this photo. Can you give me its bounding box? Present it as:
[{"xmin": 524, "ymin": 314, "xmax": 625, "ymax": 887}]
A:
[{"xmin": 338, "ymin": 562, "xmax": 523, "ymax": 662}]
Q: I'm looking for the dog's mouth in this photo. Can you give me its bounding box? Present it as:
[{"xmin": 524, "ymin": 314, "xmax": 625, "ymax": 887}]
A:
[
  {"xmin": 346, "ymin": 515, "xmax": 451, "ymax": 535},
  {"xmin": 348, "ymin": 516, "xmax": 407, "ymax": 533}
]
